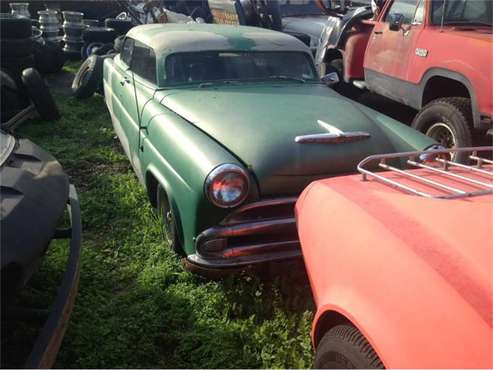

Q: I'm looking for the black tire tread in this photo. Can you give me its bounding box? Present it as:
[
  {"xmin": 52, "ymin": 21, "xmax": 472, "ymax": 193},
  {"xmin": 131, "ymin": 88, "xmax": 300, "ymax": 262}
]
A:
[
  {"xmin": 315, "ymin": 324, "xmax": 384, "ymax": 369},
  {"xmin": 412, "ymin": 97, "xmax": 473, "ymax": 146}
]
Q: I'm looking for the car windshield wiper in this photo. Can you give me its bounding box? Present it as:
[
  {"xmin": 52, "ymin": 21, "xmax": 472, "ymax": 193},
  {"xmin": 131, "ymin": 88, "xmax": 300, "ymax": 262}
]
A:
[{"xmin": 266, "ymin": 75, "xmax": 306, "ymax": 83}]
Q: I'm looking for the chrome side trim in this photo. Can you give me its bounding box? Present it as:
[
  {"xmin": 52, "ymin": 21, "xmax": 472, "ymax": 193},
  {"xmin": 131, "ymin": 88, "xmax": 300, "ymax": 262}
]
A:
[
  {"xmin": 295, "ymin": 131, "xmax": 370, "ymax": 144},
  {"xmin": 220, "ymin": 197, "xmax": 297, "ymax": 225},
  {"xmin": 198, "ymin": 217, "xmax": 296, "ymax": 241}
]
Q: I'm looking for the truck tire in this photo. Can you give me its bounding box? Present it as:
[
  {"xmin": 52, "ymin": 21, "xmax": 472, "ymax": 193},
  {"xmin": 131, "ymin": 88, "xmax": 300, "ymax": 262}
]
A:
[
  {"xmin": 157, "ymin": 185, "xmax": 183, "ymax": 256},
  {"xmin": 71, "ymin": 55, "xmax": 102, "ymax": 99},
  {"xmin": 33, "ymin": 39, "xmax": 65, "ymax": 74},
  {"xmin": 315, "ymin": 324, "xmax": 384, "ymax": 369},
  {"xmin": 82, "ymin": 27, "xmax": 117, "ymax": 44},
  {"xmin": 104, "ymin": 18, "xmax": 133, "ymax": 35},
  {"xmin": 0, "ymin": 15, "xmax": 32, "ymax": 39},
  {"xmin": 21, "ymin": 68, "xmax": 60, "ymax": 121},
  {"xmin": 1, "ymin": 69, "xmax": 26, "ymax": 124},
  {"xmin": 412, "ymin": 97, "xmax": 473, "ymax": 163}
]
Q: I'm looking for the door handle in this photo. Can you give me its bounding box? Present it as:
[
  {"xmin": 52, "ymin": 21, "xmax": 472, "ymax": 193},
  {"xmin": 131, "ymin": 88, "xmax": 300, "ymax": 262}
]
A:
[
  {"xmin": 120, "ymin": 77, "xmax": 131, "ymax": 86},
  {"xmin": 374, "ymin": 31, "xmax": 383, "ymax": 35}
]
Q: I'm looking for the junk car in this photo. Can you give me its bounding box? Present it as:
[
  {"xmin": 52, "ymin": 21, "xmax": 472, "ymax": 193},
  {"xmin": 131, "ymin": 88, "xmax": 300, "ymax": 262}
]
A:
[
  {"xmin": 103, "ymin": 23, "xmax": 436, "ymax": 271},
  {"xmin": 296, "ymin": 146, "xmax": 493, "ymax": 368}
]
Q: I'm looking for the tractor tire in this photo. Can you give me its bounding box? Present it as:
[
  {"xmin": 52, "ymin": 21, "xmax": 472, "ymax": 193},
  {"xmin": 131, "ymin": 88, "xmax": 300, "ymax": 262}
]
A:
[
  {"xmin": 412, "ymin": 97, "xmax": 473, "ymax": 163},
  {"xmin": 315, "ymin": 324, "xmax": 384, "ymax": 369},
  {"xmin": 21, "ymin": 68, "xmax": 60, "ymax": 121}
]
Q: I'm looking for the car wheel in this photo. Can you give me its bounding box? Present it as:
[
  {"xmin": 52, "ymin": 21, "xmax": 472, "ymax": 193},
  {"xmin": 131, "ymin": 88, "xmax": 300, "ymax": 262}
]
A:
[
  {"xmin": 21, "ymin": 68, "xmax": 60, "ymax": 121},
  {"xmin": 315, "ymin": 324, "xmax": 384, "ymax": 369},
  {"xmin": 157, "ymin": 185, "xmax": 183, "ymax": 256},
  {"xmin": 412, "ymin": 97, "xmax": 473, "ymax": 163}
]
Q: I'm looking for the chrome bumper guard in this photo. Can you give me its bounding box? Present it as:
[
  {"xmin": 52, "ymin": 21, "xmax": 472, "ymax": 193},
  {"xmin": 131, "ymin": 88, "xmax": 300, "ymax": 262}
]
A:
[{"xmin": 188, "ymin": 197, "xmax": 301, "ymax": 268}]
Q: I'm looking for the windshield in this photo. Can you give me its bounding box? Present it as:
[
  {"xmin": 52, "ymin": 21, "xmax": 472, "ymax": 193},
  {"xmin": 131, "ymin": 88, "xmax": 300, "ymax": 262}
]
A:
[
  {"xmin": 165, "ymin": 51, "xmax": 317, "ymax": 85},
  {"xmin": 431, "ymin": 0, "xmax": 492, "ymax": 26}
]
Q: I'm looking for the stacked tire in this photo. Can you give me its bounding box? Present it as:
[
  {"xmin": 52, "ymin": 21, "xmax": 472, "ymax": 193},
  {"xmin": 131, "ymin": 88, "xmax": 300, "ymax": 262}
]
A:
[{"xmin": 0, "ymin": 14, "xmax": 35, "ymax": 80}]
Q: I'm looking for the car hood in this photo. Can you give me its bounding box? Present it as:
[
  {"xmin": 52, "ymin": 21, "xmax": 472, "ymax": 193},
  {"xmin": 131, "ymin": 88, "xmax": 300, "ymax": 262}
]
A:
[{"xmin": 160, "ymin": 83, "xmax": 433, "ymax": 195}]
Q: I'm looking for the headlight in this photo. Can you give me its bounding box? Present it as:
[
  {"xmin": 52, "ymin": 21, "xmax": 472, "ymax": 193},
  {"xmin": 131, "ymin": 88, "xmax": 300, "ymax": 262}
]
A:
[{"xmin": 205, "ymin": 164, "xmax": 250, "ymax": 208}]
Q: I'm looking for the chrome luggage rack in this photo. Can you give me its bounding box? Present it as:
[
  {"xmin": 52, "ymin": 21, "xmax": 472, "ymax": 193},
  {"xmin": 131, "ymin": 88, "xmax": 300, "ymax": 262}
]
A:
[{"xmin": 357, "ymin": 146, "xmax": 493, "ymax": 199}]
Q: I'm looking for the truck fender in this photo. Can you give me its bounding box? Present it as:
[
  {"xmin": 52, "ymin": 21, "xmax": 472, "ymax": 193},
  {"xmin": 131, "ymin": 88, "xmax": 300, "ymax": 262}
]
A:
[{"xmin": 419, "ymin": 68, "xmax": 480, "ymax": 128}]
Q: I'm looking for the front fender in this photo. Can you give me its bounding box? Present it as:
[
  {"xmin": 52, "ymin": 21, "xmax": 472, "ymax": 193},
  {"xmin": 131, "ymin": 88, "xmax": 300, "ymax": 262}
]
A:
[{"xmin": 139, "ymin": 107, "xmax": 257, "ymax": 255}]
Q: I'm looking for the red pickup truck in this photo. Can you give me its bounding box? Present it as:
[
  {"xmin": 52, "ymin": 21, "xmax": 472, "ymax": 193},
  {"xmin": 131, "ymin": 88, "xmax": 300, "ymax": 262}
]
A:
[{"xmin": 316, "ymin": 0, "xmax": 492, "ymax": 157}]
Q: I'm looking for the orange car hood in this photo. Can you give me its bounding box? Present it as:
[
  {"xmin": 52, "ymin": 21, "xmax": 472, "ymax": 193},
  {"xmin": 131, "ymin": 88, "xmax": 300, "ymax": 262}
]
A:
[{"xmin": 296, "ymin": 166, "xmax": 493, "ymax": 368}]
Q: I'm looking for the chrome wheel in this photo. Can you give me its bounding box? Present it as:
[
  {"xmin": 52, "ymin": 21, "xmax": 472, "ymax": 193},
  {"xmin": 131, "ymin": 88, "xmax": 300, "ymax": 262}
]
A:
[{"xmin": 426, "ymin": 122, "xmax": 457, "ymax": 149}]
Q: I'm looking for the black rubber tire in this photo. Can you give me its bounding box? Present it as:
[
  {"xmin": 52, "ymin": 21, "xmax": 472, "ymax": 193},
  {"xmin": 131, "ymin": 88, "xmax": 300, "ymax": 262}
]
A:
[
  {"xmin": 91, "ymin": 43, "xmax": 113, "ymax": 56},
  {"xmin": 0, "ymin": 69, "xmax": 26, "ymax": 123},
  {"xmin": 0, "ymin": 15, "xmax": 32, "ymax": 39},
  {"xmin": 104, "ymin": 18, "xmax": 133, "ymax": 35},
  {"xmin": 157, "ymin": 184, "xmax": 183, "ymax": 256},
  {"xmin": 412, "ymin": 97, "xmax": 473, "ymax": 163},
  {"xmin": 71, "ymin": 55, "xmax": 103, "ymax": 99},
  {"xmin": 315, "ymin": 324, "xmax": 384, "ymax": 369},
  {"xmin": 1, "ymin": 54, "xmax": 36, "ymax": 82},
  {"xmin": 113, "ymin": 34, "xmax": 125, "ymax": 52},
  {"xmin": 82, "ymin": 27, "xmax": 117, "ymax": 44},
  {"xmin": 21, "ymin": 67, "xmax": 60, "ymax": 121},
  {"xmin": 33, "ymin": 39, "xmax": 65, "ymax": 74},
  {"xmin": 0, "ymin": 38, "xmax": 33, "ymax": 58}
]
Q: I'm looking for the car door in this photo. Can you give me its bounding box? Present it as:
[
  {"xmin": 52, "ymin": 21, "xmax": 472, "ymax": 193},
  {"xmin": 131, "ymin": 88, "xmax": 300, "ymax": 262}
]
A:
[
  {"xmin": 129, "ymin": 41, "xmax": 158, "ymax": 182},
  {"xmin": 364, "ymin": 0, "xmax": 425, "ymax": 89},
  {"xmin": 111, "ymin": 37, "xmax": 136, "ymax": 162}
]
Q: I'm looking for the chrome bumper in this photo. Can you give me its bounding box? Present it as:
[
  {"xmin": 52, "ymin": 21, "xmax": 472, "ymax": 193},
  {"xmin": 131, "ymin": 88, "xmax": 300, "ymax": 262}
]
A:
[{"xmin": 188, "ymin": 198, "xmax": 301, "ymax": 268}]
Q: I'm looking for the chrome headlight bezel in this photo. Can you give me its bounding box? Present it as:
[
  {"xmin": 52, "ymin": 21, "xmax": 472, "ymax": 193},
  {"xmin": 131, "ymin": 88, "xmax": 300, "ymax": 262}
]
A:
[{"xmin": 205, "ymin": 164, "xmax": 250, "ymax": 208}]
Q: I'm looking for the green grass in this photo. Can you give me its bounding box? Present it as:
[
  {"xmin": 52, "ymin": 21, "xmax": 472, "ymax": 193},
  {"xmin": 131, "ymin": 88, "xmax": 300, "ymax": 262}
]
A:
[{"xmin": 9, "ymin": 69, "xmax": 315, "ymax": 368}]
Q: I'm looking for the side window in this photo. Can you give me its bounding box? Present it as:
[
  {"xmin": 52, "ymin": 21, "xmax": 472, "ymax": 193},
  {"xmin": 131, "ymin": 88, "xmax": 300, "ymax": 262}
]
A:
[
  {"xmin": 385, "ymin": 0, "xmax": 420, "ymax": 24},
  {"xmin": 121, "ymin": 38, "xmax": 134, "ymax": 66},
  {"xmin": 131, "ymin": 40, "xmax": 157, "ymax": 84},
  {"xmin": 413, "ymin": 0, "xmax": 425, "ymax": 23}
]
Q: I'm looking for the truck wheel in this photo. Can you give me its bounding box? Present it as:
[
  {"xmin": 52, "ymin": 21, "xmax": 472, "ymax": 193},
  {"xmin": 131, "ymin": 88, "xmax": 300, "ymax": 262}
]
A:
[
  {"xmin": 412, "ymin": 97, "xmax": 473, "ymax": 162},
  {"xmin": 157, "ymin": 185, "xmax": 183, "ymax": 256},
  {"xmin": 315, "ymin": 324, "xmax": 384, "ymax": 369}
]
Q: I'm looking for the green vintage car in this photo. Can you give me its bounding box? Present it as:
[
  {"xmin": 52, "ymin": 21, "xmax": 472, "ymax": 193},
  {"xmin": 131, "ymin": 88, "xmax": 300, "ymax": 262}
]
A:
[{"xmin": 103, "ymin": 23, "xmax": 435, "ymax": 270}]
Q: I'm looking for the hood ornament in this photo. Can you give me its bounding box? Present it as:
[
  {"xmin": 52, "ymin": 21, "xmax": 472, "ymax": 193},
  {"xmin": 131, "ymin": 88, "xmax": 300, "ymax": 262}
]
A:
[{"xmin": 295, "ymin": 120, "xmax": 371, "ymax": 144}]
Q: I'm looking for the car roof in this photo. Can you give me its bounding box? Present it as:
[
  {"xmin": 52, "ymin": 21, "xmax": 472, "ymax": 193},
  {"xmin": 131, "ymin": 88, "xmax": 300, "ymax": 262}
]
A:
[{"xmin": 126, "ymin": 23, "xmax": 311, "ymax": 57}]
